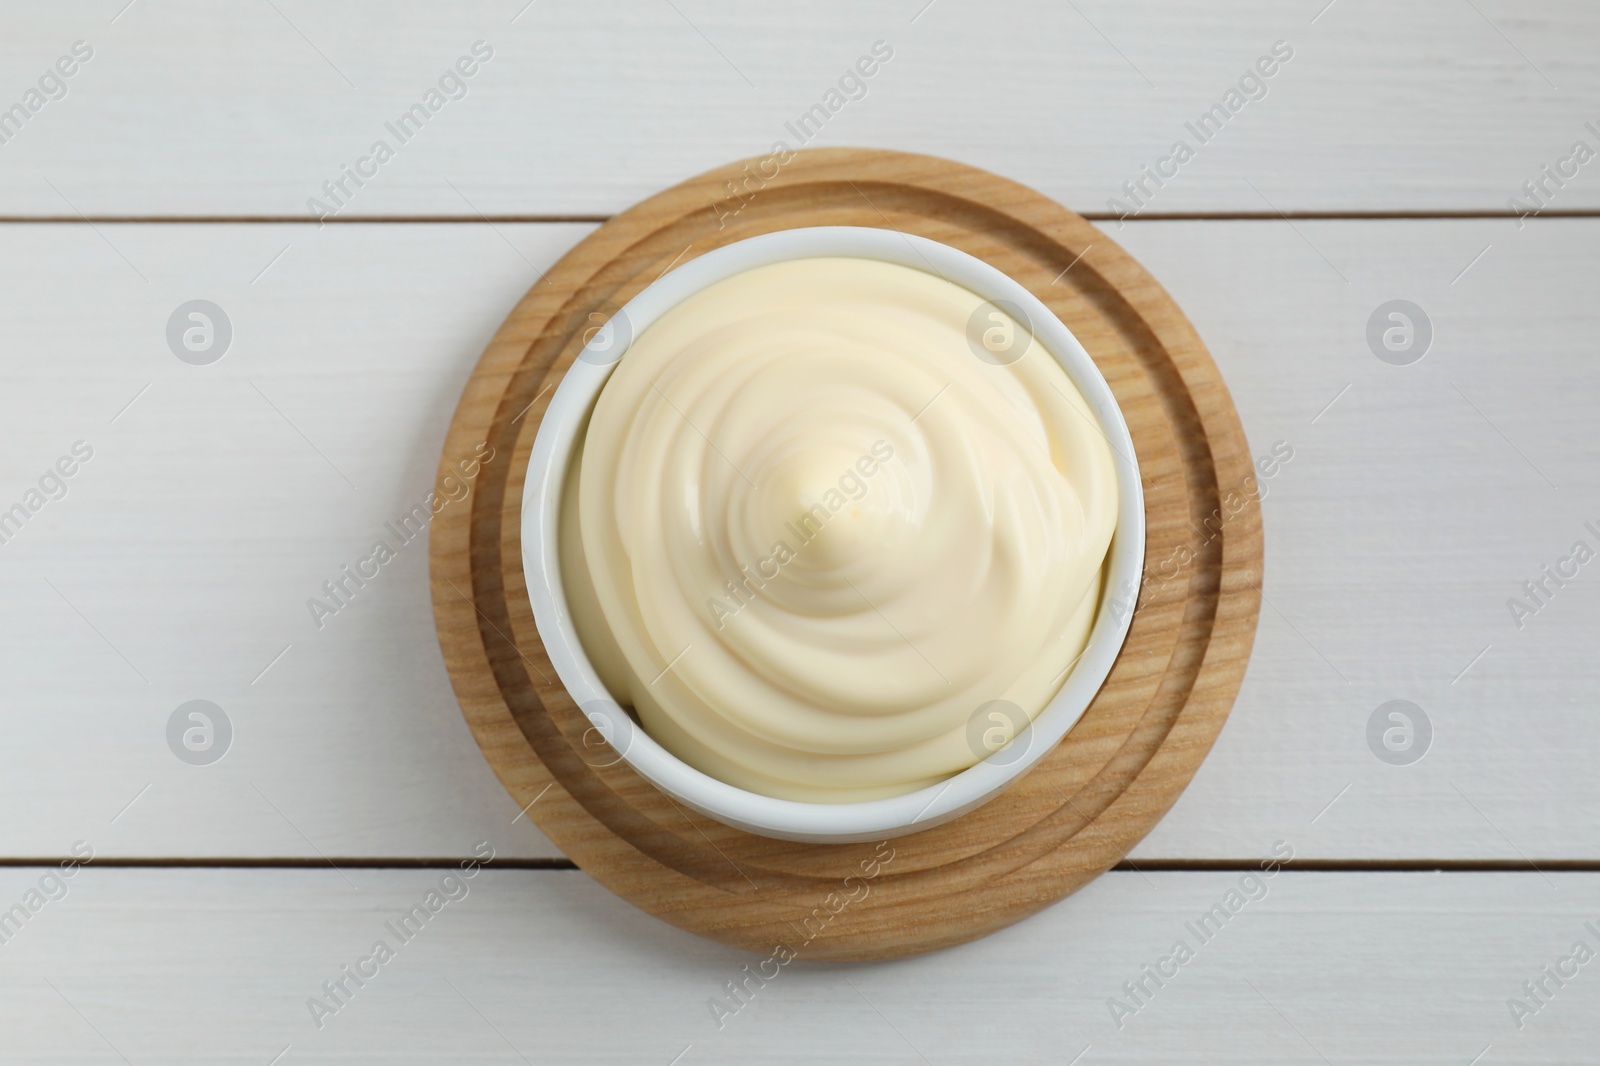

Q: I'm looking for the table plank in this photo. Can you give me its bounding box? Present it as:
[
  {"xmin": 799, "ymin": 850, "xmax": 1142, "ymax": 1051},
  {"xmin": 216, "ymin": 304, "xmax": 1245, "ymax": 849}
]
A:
[
  {"xmin": 1118, "ymin": 216, "xmax": 1600, "ymax": 860},
  {"xmin": 1, "ymin": 217, "xmax": 1595, "ymax": 861},
  {"xmin": 0, "ymin": 222, "xmax": 579, "ymax": 862},
  {"xmin": 0, "ymin": 0, "xmax": 1596, "ymax": 216},
  {"xmin": 0, "ymin": 865, "xmax": 1592, "ymax": 1062}
]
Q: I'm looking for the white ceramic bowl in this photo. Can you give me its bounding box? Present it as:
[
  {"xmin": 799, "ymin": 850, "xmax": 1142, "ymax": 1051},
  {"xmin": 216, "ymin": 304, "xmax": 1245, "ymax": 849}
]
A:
[{"xmin": 522, "ymin": 226, "xmax": 1144, "ymax": 843}]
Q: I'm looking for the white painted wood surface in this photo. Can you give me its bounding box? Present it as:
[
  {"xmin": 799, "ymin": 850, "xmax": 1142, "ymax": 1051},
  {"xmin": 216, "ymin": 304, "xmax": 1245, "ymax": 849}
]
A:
[
  {"xmin": 2, "ymin": 217, "xmax": 1597, "ymax": 861},
  {"xmin": 0, "ymin": 865, "xmax": 1592, "ymax": 1063},
  {"xmin": 0, "ymin": 1, "xmax": 1595, "ymax": 217},
  {"xmin": 4, "ymin": 3, "xmax": 1599, "ymax": 1057}
]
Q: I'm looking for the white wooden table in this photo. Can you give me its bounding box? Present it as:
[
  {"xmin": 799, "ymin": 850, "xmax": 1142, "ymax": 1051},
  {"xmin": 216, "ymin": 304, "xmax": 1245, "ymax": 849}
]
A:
[{"xmin": 3, "ymin": 1, "xmax": 1597, "ymax": 1061}]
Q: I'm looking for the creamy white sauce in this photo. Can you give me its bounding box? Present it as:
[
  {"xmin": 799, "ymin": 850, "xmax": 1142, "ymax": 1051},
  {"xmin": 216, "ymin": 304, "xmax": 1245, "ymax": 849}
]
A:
[{"xmin": 560, "ymin": 256, "xmax": 1118, "ymax": 802}]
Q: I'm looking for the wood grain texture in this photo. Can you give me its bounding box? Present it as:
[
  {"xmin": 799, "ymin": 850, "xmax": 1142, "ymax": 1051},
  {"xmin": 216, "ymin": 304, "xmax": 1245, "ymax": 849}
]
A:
[
  {"xmin": 429, "ymin": 148, "xmax": 1262, "ymax": 959},
  {"xmin": 0, "ymin": 0, "xmax": 1595, "ymax": 217}
]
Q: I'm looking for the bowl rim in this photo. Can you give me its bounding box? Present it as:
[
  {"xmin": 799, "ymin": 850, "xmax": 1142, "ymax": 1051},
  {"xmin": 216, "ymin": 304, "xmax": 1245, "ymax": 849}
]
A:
[{"xmin": 521, "ymin": 225, "xmax": 1145, "ymax": 843}]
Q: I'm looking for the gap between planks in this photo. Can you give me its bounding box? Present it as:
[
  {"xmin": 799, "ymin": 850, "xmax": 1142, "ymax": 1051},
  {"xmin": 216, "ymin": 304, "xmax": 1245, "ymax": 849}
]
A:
[
  {"xmin": 0, "ymin": 858, "xmax": 1596, "ymax": 873},
  {"xmin": 0, "ymin": 210, "xmax": 1596, "ymax": 224}
]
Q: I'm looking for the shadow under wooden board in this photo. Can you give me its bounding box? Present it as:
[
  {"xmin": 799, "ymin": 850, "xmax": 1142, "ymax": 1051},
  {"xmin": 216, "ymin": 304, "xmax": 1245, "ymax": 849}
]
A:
[{"xmin": 430, "ymin": 148, "xmax": 1262, "ymax": 961}]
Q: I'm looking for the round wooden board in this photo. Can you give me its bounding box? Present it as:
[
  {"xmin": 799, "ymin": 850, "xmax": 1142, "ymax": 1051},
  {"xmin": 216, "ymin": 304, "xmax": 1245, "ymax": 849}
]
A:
[{"xmin": 430, "ymin": 148, "xmax": 1262, "ymax": 962}]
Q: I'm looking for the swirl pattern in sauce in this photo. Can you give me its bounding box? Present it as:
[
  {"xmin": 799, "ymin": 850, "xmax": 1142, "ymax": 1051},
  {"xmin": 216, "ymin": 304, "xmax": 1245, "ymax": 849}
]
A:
[{"xmin": 560, "ymin": 256, "xmax": 1117, "ymax": 802}]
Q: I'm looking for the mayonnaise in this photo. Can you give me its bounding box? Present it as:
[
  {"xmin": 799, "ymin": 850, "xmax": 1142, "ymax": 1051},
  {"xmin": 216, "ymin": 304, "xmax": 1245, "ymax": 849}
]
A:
[{"xmin": 560, "ymin": 256, "xmax": 1118, "ymax": 802}]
